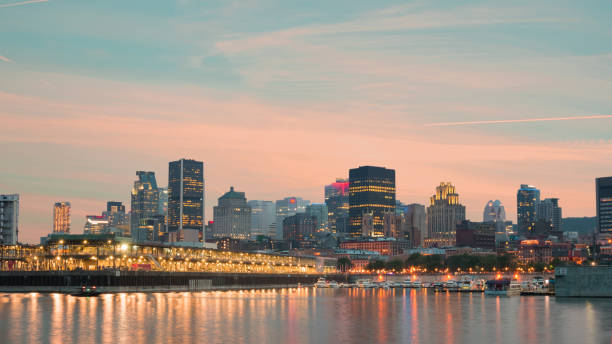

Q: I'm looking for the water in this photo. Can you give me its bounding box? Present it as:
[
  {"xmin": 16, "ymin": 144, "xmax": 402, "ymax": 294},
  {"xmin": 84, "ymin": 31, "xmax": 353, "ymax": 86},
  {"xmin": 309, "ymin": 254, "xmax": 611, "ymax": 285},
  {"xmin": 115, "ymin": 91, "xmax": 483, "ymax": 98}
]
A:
[{"xmin": 0, "ymin": 288, "xmax": 610, "ymax": 344}]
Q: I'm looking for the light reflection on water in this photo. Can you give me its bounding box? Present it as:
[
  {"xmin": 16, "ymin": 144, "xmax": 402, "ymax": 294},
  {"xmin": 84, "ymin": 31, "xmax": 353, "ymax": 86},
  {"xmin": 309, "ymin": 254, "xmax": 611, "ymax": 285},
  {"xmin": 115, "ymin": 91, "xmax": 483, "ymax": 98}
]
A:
[{"xmin": 0, "ymin": 288, "xmax": 611, "ymax": 344}]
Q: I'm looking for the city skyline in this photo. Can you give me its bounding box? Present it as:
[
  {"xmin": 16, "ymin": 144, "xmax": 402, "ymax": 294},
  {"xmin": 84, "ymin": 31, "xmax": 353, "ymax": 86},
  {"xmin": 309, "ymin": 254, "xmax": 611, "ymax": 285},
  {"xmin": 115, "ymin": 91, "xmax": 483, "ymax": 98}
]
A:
[{"xmin": 1, "ymin": 1, "xmax": 611, "ymax": 243}]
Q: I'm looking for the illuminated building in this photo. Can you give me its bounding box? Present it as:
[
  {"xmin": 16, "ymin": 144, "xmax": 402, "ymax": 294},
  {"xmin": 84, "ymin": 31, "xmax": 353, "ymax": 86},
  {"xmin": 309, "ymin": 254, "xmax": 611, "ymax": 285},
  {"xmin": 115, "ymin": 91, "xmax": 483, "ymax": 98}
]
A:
[
  {"xmin": 517, "ymin": 184, "xmax": 540, "ymax": 235},
  {"xmin": 213, "ymin": 187, "xmax": 251, "ymax": 240},
  {"xmin": 596, "ymin": 177, "xmax": 612, "ymax": 233},
  {"xmin": 483, "ymin": 200, "xmax": 506, "ymax": 223},
  {"xmin": 538, "ymin": 198, "xmax": 562, "ymax": 231},
  {"xmin": 324, "ymin": 179, "xmax": 349, "ymax": 233},
  {"xmin": 104, "ymin": 201, "xmax": 128, "ymax": 226},
  {"xmin": 339, "ymin": 238, "xmax": 408, "ymax": 256},
  {"xmin": 168, "ymin": 159, "xmax": 204, "ymax": 241},
  {"xmin": 518, "ymin": 240, "xmax": 552, "ymax": 264},
  {"xmin": 134, "ymin": 214, "xmax": 165, "ymax": 242},
  {"xmin": 53, "ymin": 201, "xmax": 71, "ymax": 233},
  {"xmin": 130, "ymin": 171, "xmax": 160, "ymax": 238},
  {"xmin": 275, "ymin": 197, "xmax": 309, "ymax": 239},
  {"xmin": 248, "ymin": 200, "xmax": 275, "ymax": 237},
  {"xmin": 425, "ymin": 182, "xmax": 465, "ymax": 247},
  {"xmin": 305, "ymin": 203, "xmax": 328, "ymax": 231},
  {"xmin": 83, "ymin": 215, "xmax": 109, "ymax": 234},
  {"xmin": 0, "ymin": 194, "xmax": 19, "ymax": 245},
  {"xmin": 283, "ymin": 213, "xmax": 317, "ymax": 248},
  {"xmin": 348, "ymin": 166, "xmax": 396, "ymax": 238},
  {"xmin": 158, "ymin": 188, "xmax": 168, "ymax": 217},
  {"xmin": 382, "ymin": 212, "xmax": 404, "ymax": 239}
]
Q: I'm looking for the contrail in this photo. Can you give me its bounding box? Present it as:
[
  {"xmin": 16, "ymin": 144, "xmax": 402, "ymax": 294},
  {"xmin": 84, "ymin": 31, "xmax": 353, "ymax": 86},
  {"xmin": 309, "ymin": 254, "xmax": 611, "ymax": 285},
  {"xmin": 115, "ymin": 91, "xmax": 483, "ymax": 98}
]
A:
[
  {"xmin": 0, "ymin": 55, "xmax": 14, "ymax": 63},
  {"xmin": 0, "ymin": 0, "xmax": 47, "ymax": 8},
  {"xmin": 424, "ymin": 114, "xmax": 612, "ymax": 127}
]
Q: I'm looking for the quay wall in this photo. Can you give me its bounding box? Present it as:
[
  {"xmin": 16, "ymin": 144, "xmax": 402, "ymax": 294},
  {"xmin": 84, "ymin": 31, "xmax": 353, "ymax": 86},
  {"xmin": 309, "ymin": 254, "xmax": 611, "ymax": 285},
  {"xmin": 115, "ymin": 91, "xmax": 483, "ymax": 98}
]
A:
[
  {"xmin": 0, "ymin": 271, "xmax": 319, "ymax": 293},
  {"xmin": 555, "ymin": 266, "xmax": 612, "ymax": 297}
]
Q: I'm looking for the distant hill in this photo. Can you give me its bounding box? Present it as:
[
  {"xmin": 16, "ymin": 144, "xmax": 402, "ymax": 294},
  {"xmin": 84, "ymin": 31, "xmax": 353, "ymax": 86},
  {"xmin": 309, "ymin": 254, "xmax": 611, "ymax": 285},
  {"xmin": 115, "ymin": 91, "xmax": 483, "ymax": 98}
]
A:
[{"xmin": 562, "ymin": 217, "xmax": 597, "ymax": 234}]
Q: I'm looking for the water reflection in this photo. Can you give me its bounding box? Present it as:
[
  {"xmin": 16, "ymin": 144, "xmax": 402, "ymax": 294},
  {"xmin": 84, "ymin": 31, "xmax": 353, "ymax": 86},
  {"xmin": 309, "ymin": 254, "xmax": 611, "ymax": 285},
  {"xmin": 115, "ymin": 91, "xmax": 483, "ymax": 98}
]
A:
[{"xmin": 0, "ymin": 289, "xmax": 610, "ymax": 344}]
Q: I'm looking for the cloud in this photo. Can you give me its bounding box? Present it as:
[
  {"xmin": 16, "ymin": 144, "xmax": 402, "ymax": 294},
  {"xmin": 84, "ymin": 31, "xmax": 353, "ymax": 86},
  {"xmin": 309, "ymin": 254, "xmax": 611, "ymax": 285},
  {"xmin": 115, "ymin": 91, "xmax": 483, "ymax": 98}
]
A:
[
  {"xmin": 0, "ymin": 55, "xmax": 14, "ymax": 63},
  {"xmin": 0, "ymin": 0, "xmax": 47, "ymax": 8},
  {"xmin": 425, "ymin": 115, "xmax": 612, "ymax": 127}
]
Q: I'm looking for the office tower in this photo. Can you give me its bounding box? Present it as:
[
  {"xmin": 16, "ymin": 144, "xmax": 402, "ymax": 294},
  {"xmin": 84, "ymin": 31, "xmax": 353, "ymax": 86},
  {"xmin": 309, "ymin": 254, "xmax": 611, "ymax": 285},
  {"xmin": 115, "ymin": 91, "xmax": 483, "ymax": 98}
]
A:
[
  {"xmin": 134, "ymin": 215, "xmax": 165, "ymax": 242},
  {"xmin": 158, "ymin": 188, "xmax": 168, "ymax": 216},
  {"xmin": 348, "ymin": 166, "xmax": 396, "ymax": 238},
  {"xmin": 425, "ymin": 182, "xmax": 466, "ymax": 247},
  {"xmin": 104, "ymin": 201, "xmax": 128, "ymax": 226},
  {"xmin": 306, "ymin": 203, "xmax": 328, "ymax": 231},
  {"xmin": 383, "ymin": 212, "xmax": 405, "ymax": 239},
  {"xmin": 83, "ymin": 215, "xmax": 108, "ymax": 234},
  {"xmin": 596, "ymin": 177, "xmax": 612, "ymax": 233},
  {"xmin": 213, "ymin": 187, "xmax": 251, "ymax": 240},
  {"xmin": 53, "ymin": 201, "xmax": 71, "ymax": 233},
  {"xmin": 404, "ymin": 203, "xmax": 426, "ymax": 247},
  {"xmin": 130, "ymin": 171, "xmax": 160, "ymax": 238},
  {"xmin": 275, "ymin": 197, "xmax": 310, "ymax": 239},
  {"xmin": 324, "ymin": 178, "xmax": 349, "ymax": 233},
  {"xmin": 0, "ymin": 194, "xmax": 19, "ymax": 245},
  {"xmin": 517, "ymin": 184, "xmax": 540, "ymax": 235},
  {"xmin": 538, "ymin": 198, "xmax": 562, "ymax": 231},
  {"xmin": 483, "ymin": 200, "xmax": 506, "ymax": 223},
  {"xmin": 168, "ymin": 159, "xmax": 204, "ymax": 240},
  {"xmin": 283, "ymin": 213, "xmax": 317, "ymax": 248},
  {"xmin": 248, "ymin": 200, "xmax": 276, "ymax": 237}
]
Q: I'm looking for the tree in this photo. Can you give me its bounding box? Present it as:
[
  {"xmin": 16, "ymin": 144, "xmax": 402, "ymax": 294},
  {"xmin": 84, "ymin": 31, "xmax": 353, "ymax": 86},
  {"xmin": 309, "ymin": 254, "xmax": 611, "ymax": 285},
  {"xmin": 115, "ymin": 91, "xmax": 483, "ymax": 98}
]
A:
[
  {"xmin": 366, "ymin": 260, "xmax": 386, "ymax": 271},
  {"xmin": 386, "ymin": 260, "xmax": 404, "ymax": 273},
  {"xmin": 336, "ymin": 257, "xmax": 353, "ymax": 272}
]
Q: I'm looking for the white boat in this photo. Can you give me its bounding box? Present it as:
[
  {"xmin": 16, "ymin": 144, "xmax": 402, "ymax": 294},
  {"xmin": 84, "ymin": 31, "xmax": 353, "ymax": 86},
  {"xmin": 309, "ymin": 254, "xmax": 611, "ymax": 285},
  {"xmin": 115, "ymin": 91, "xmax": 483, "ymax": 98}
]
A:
[
  {"xmin": 355, "ymin": 279, "xmax": 375, "ymax": 288},
  {"xmin": 328, "ymin": 280, "xmax": 340, "ymax": 288},
  {"xmin": 458, "ymin": 277, "xmax": 473, "ymax": 290},
  {"xmin": 389, "ymin": 281, "xmax": 403, "ymax": 288},
  {"xmin": 485, "ymin": 279, "xmax": 521, "ymax": 296},
  {"xmin": 445, "ymin": 280, "xmax": 458, "ymax": 289},
  {"xmin": 411, "ymin": 281, "xmax": 422, "ymax": 288},
  {"xmin": 315, "ymin": 278, "xmax": 329, "ymax": 288},
  {"xmin": 401, "ymin": 279, "xmax": 412, "ymax": 288},
  {"xmin": 373, "ymin": 281, "xmax": 390, "ymax": 289}
]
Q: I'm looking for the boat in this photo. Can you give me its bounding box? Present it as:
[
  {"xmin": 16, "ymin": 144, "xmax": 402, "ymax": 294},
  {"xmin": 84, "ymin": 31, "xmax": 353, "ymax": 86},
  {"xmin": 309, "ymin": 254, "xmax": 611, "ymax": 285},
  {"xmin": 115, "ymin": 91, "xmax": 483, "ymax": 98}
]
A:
[
  {"xmin": 411, "ymin": 281, "xmax": 422, "ymax": 288},
  {"xmin": 445, "ymin": 280, "xmax": 458, "ymax": 289},
  {"xmin": 328, "ymin": 280, "xmax": 340, "ymax": 288},
  {"xmin": 458, "ymin": 276, "xmax": 473, "ymax": 290},
  {"xmin": 389, "ymin": 281, "xmax": 403, "ymax": 288},
  {"xmin": 401, "ymin": 278, "xmax": 412, "ymax": 288},
  {"xmin": 355, "ymin": 279, "xmax": 375, "ymax": 288},
  {"xmin": 485, "ymin": 278, "xmax": 521, "ymax": 296},
  {"xmin": 71, "ymin": 285, "xmax": 100, "ymax": 297},
  {"xmin": 315, "ymin": 278, "xmax": 329, "ymax": 288}
]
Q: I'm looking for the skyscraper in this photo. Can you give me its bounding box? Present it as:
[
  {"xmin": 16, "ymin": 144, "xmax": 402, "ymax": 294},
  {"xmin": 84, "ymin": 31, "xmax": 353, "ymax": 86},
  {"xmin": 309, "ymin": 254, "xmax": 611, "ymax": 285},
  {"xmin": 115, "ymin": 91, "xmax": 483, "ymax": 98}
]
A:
[
  {"xmin": 517, "ymin": 184, "xmax": 540, "ymax": 235},
  {"xmin": 168, "ymin": 159, "xmax": 205, "ymax": 239},
  {"xmin": 248, "ymin": 200, "xmax": 276, "ymax": 237},
  {"xmin": 538, "ymin": 198, "xmax": 562, "ymax": 231},
  {"xmin": 213, "ymin": 186, "xmax": 251, "ymax": 240},
  {"xmin": 0, "ymin": 194, "xmax": 19, "ymax": 245},
  {"xmin": 306, "ymin": 203, "xmax": 328, "ymax": 231},
  {"xmin": 83, "ymin": 215, "xmax": 108, "ymax": 234},
  {"xmin": 348, "ymin": 166, "xmax": 396, "ymax": 237},
  {"xmin": 53, "ymin": 201, "xmax": 71, "ymax": 233},
  {"xmin": 596, "ymin": 177, "xmax": 612, "ymax": 233},
  {"xmin": 324, "ymin": 178, "xmax": 349, "ymax": 234},
  {"xmin": 130, "ymin": 171, "xmax": 160, "ymax": 238},
  {"xmin": 426, "ymin": 182, "xmax": 465, "ymax": 247},
  {"xmin": 283, "ymin": 213, "xmax": 317, "ymax": 248},
  {"xmin": 483, "ymin": 200, "xmax": 506, "ymax": 223},
  {"xmin": 404, "ymin": 203, "xmax": 426, "ymax": 247},
  {"xmin": 158, "ymin": 188, "xmax": 168, "ymax": 217},
  {"xmin": 275, "ymin": 197, "xmax": 309, "ymax": 239},
  {"xmin": 104, "ymin": 201, "xmax": 128, "ymax": 227}
]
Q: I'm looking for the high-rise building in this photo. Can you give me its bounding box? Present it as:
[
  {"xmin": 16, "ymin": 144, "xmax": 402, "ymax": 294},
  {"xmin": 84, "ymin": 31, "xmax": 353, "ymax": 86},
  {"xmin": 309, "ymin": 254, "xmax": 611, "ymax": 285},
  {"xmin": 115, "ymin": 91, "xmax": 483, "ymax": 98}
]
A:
[
  {"xmin": 275, "ymin": 197, "xmax": 309, "ymax": 239},
  {"xmin": 213, "ymin": 187, "xmax": 251, "ymax": 240},
  {"xmin": 130, "ymin": 171, "xmax": 160, "ymax": 238},
  {"xmin": 104, "ymin": 201, "xmax": 128, "ymax": 226},
  {"xmin": 134, "ymin": 215, "xmax": 165, "ymax": 242},
  {"xmin": 538, "ymin": 198, "xmax": 562, "ymax": 231},
  {"xmin": 483, "ymin": 200, "xmax": 506, "ymax": 223},
  {"xmin": 517, "ymin": 184, "xmax": 540, "ymax": 236},
  {"xmin": 425, "ymin": 182, "xmax": 465, "ymax": 247},
  {"xmin": 158, "ymin": 188, "xmax": 168, "ymax": 217},
  {"xmin": 0, "ymin": 194, "xmax": 19, "ymax": 245},
  {"xmin": 168, "ymin": 159, "xmax": 205, "ymax": 240},
  {"xmin": 283, "ymin": 213, "xmax": 317, "ymax": 248},
  {"xmin": 596, "ymin": 177, "xmax": 612, "ymax": 233},
  {"xmin": 83, "ymin": 215, "xmax": 108, "ymax": 234},
  {"xmin": 306, "ymin": 203, "xmax": 328, "ymax": 231},
  {"xmin": 324, "ymin": 179, "xmax": 349, "ymax": 234},
  {"xmin": 248, "ymin": 200, "xmax": 276, "ymax": 237},
  {"xmin": 53, "ymin": 201, "xmax": 71, "ymax": 233},
  {"xmin": 348, "ymin": 166, "xmax": 396, "ymax": 238},
  {"xmin": 404, "ymin": 203, "xmax": 426, "ymax": 247}
]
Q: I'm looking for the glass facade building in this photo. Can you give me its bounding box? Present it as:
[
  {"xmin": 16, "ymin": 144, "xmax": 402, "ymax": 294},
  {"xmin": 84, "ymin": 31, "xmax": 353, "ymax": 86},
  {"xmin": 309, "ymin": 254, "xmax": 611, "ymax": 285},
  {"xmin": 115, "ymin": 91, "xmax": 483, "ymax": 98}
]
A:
[
  {"xmin": 130, "ymin": 171, "xmax": 160, "ymax": 238},
  {"xmin": 324, "ymin": 179, "xmax": 349, "ymax": 234},
  {"xmin": 53, "ymin": 201, "xmax": 71, "ymax": 233},
  {"xmin": 167, "ymin": 159, "xmax": 205, "ymax": 234},
  {"xmin": 517, "ymin": 184, "xmax": 540, "ymax": 236},
  {"xmin": 348, "ymin": 166, "xmax": 396, "ymax": 238},
  {"xmin": 597, "ymin": 177, "xmax": 612, "ymax": 233}
]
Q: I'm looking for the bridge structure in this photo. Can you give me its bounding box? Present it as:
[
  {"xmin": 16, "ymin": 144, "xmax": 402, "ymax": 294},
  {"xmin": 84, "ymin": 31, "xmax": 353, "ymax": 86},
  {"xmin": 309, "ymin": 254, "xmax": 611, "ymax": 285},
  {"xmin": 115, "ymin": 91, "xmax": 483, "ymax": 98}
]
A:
[{"xmin": 0, "ymin": 234, "xmax": 334, "ymax": 275}]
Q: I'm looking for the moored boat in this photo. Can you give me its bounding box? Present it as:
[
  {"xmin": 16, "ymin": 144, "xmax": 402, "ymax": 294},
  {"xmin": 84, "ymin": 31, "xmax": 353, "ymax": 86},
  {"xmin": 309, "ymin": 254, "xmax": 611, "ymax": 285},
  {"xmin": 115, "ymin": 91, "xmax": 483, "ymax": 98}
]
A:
[
  {"xmin": 71, "ymin": 285, "xmax": 100, "ymax": 297},
  {"xmin": 485, "ymin": 278, "xmax": 521, "ymax": 296}
]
